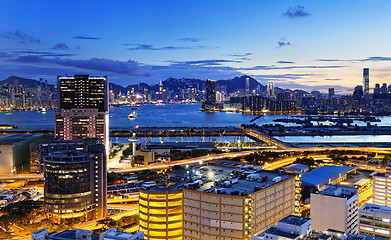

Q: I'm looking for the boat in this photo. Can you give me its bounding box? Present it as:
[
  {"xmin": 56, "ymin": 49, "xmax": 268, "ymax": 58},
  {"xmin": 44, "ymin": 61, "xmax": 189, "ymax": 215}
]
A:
[
  {"xmin": 128, "ymin": 114, "xmax": 135, "ymax": 120},
  {"xmin": 41, "ymin": 107, "xmax": 46, "ymax": 113}
]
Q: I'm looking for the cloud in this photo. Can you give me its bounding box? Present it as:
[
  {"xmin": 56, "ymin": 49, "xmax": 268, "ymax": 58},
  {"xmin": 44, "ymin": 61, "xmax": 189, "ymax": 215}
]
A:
[
  {"xmin": 0, "ymin": 30, "xmax": 41, "ymax": 44},
  {"xmin": 178, "ymin": 37, "xmax": 205, "ymax": 42},
  {"xmin": 253, "ymin": 74, "xmax": 315, "ymax": 82},
  {"xmin": 317, "ymin": 56, "xmax": 391, "ymax": 62},
  {"xmin": 277, "ymin": 41, "xmax": 291, "ymax": 47},
  {"xmin": 239, "ymin": 65, "xmax": 345, "ymax": 71},
  {"xmin": 0, "ymin": 51, "xmax": 13, "ymax": 58},
  {"xmin": 226, "ymin": 53, "xmax": 252, "ymax": 57},
  {"xmin": 277, "ymin": 61, "xmax": 295, "ymax": 64},
  {"xmin": 283, "ymin": 6, "xmax": 310, "ymax": 18},
  {"xmin": 12, "ymin": 50, "xmax": 75, "ymax": 57},
  {"xmin": 14, "ymin": 55, "xmax": 45, "ymax": 63},
  {"xmin": 52, "ymin": 43, "xmax": 69, "ymax": 50},
  {"xmin": 124, "ymin": 43, "xmax": 209, "ymax": 51},
  {"xmin": 13, "ymin": 56, "xmax": 149, "ymax": 76},
  {"xmin": 325, "ymin": 78, "xmax": 341, "ymax": 81},
  {"xmin": 73, "ymin": 35, "xmax": 100, "ymax": 40},
  {"xmin": 168, "ymin": 59, "xmax": 242, "ymax": 66}
]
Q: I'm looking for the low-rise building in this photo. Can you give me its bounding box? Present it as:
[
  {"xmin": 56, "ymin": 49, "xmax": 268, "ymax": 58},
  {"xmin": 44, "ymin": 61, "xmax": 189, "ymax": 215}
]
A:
[
  {"xmin": 135, "ymin": 150, "xmax": 155, "ymax": 166},
  {"xmin": 251, "ymin": 215, "xmax": 312, "ymax": 240},
  {"xmin": 32, "ymin": 228, "xmax": 143, "ymax": 240},
  {"xmin": 284, "ymin": 164, "xmax": 309, "ymax": 174},
  {"xmin": 311, "ymin": 185, "xmax": 359, "ymax": 234},
  {"xmin": 301, "ymin": 165, "xmax": 356, "ymax": 190},
  {"xmin": 0, "ymin": 134, "xmax": 45, "ymax": 174},
  {"xmin": 145, "ymin": 142, "xmax": 215, "ymax": 154},
  {"xmin": 359, "ymin": 203, "xmax": 391, "ymax": 239}
]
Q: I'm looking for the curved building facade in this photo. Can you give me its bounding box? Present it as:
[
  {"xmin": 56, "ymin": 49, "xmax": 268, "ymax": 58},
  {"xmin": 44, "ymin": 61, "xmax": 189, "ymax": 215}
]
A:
[
  {"xmin": 44, "ymin": 143, "xmax": 107, "ymax": 223},
  {"xmin": 139, "ymin": 187, "xmax": 183, "ymax": 240}
]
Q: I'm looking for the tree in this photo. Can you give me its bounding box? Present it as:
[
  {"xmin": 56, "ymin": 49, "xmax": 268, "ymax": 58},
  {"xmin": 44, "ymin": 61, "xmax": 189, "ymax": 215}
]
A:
[
  {"xmin": 0, "ymin": 229, "xmax": 11, "ymax": 239},
  {"xmin": 300, "ymin": 185, "xmax": 317, "ymax": 203},
  {"xmin": 0, "ymin": 215, "xmax": 15, "ymax": 231}
]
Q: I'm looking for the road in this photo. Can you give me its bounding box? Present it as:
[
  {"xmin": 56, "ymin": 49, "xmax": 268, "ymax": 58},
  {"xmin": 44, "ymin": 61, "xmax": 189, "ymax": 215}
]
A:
[
  {"xmin": 108, "ymin": 145, "xmax": 128, "ymax": 168},
  {"xmin": 73, "ymin": 207, "xmax": 139, "ymax": 231},
  {"xmin": 1, "ymin": 146, "xmax": 390, "ymax": 180}
]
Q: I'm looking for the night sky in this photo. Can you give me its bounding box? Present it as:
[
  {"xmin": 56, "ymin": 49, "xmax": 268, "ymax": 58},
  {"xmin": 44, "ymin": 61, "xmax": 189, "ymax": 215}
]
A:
[{"xmin": 1, "ymin": 0, "xmax": 390, "ymax": 93}]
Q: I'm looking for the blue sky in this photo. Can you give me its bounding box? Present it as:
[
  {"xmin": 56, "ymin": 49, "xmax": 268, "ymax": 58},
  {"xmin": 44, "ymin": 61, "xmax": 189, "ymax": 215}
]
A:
[{"xmin": 0, "ymin": 0, "xmax": 390, "ymax": 93}]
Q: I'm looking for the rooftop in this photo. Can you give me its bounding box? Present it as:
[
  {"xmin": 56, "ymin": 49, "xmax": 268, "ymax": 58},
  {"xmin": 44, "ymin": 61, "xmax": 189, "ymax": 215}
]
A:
[
  {"xmin": 264, "ymin": 226, "xmax": 298, "ymax": 239},
  {"xmin": 361, "ymin": 203, "xmax": 391, "ymax": 214},
  {"xmin": 0, "ymin": 134, "xmax": 42, "ymax": 145},
  {"xmin": 146, "ymin": 163, "xmax": 294, "ymax": 195},
  {"xmin": 147, "ymin": 142, "xmax": 215, "ymax": 149},
  {"xmin": 319, "ymin": 185, "xmax": 358, "ymax": 200},
  {"xmin": 279, "ymin": 215, "xmax": 311, "ymax": 226},
  {"xmin": 301, "ymin": 165, "xmax": 355, "ymax": 187},
  {"xmin": 47, "ymin": 229, "xmax": 99, "ymax": 240},
  {"xmin": 284, "ymin": 163, "xmax": 309, "ymax": 171},
  {"xmin": 102, "ymin": 228, "xmax": 144, "ymax": 240}
]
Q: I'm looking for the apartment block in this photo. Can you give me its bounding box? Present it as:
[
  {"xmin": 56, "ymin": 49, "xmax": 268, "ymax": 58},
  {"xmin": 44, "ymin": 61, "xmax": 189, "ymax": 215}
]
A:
[
  {"xmin": 311, "ymin": 185, "xmax": 359, "ymax": 234},
  {"xmin": 359, "ymin": 203, "xmax": 391, "ymax": 239}
]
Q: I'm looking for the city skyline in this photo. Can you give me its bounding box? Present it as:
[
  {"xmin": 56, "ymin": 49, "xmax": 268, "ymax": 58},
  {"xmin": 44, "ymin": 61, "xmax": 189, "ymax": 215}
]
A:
[{"xmin": 0, "ymin": 1, "xmax": 390, "ymax": 94}]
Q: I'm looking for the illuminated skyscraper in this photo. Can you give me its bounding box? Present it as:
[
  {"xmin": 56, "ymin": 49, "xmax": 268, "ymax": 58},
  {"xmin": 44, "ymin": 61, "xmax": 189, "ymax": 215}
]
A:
[
  {"xmin": 44, "ymin": 140, "xmax": 107, "ymax": 223},
  {"xmin": 204, "ymin": 79, "xmax": 216, "ymax": 110},
  {"xmin": 55, "ymin": 75, "xmax": 109, "ymax": 148},
  {"xmin": 363, "ymin": 68, "xmax": 369, "ymax": 95},
  {"xmin": 245, "ymin": 77, "xmax": 250, "ymax": 95},
  {"xmin": 328, "ymin": 88, "xmax": 334, "ymax": 100},
  {"xmin": 266, "ymin": 83, "xmax": 275, "ymax": 99}
]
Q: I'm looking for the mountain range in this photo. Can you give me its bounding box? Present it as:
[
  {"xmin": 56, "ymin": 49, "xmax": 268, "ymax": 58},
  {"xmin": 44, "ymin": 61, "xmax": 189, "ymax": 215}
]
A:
[{"xmin": 0, "ymin": 75, "xmax": 308, "ymax": 95}]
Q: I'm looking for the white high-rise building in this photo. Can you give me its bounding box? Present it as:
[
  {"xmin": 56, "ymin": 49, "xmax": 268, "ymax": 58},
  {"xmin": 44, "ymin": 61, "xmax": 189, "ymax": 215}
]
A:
[
  {"xmin": 266, "ymin": 83, "xmax": 275, "ymax": 99},
  {"xmin": 359, "ymin": 203, "xmax": 391, "ymax": 239},
  {"xmin": 310, "ymin": 185, "xmax": 359, "ymax": 234},
  {"xmin": 372, "ymin": 171, "xmax": 391, "ymax": 207}
]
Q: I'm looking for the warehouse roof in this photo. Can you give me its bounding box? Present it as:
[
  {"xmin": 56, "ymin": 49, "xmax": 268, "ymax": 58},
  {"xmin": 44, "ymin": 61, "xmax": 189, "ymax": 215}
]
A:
[
  {"xmin": 301, "ymin": 165, "xmax": 355, "ymax": 189},
  {"xmin": 0, "ymin": 134, "xmax": 43, "ymax": 145}
]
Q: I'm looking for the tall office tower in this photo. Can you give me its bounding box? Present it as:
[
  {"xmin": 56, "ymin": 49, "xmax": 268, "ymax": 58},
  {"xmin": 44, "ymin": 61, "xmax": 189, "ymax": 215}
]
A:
[
  {"xmin": 266, "ymin": 83, "xmax": 275, "ymax": 99},
  {"xmin": 374, "ymin": 84, "xmax": 380, "ymax": 94},
  {"xmin": 380, "ymin": 83, "xmax": 388, "ymax": 94},
  {"xmin": 310, "ymin": 185, "xmax": 359, "ymax": 234},
  {"xmin": 55, "ymin": 75, "xmax": 109, "ymax": 148},
  {"xmin": 44, "ymin": 141, "xmax": 107, "ymax": 223},
  {"xmin": 328, "ymin": 88, "xmax": 335, "ymax": 100},
  {"xmin": 204, "ymin": 79, "xmax": 216, "ymax": 109},
  {"xmin": 363, "ymin": 68, "xmax": 369, "ymax": 95},
  {"xmin": 245, "ymin": 77, "xmax": 250, "ymax": 95}
]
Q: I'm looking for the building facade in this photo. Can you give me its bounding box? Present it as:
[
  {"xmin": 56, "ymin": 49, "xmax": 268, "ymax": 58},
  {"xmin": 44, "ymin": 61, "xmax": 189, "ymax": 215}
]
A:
[
  {"xmin": 359, "ymin": 203, "xmax": 391, "ymax": 239},
  {"xmin": 55, "ymin": 75, "xmax": 109, "ymax": 148},
  {"xmin": 139, "ymin": 187, "xmax": 183, "ymax": 240},
  {"xmin": 44, "ymin": 143, "xmax": 107, "ymax": 223},
  {"xmin": 30, "ymin": 138, "xmax": 92, "ymax": 174},
  {"xmin": 363, "ymin": 68, "xmax": 369, "ymax": 95},
  {"xmin": 203, "ymin": 79, "xmax": 216, "ymax": 110},
  {"xmin": 372, "ymin": 172, "xmax": 391, "ymax": 207},
  {"xmin": 310, "ymin": 185, "xmax": 359, "ymax": 234},
  {"xmin": 0, "ymin": 134, "xmax": 45, "ymax": 174},
  {"xmin": 139, "ymin": 169, "xmax": 300, "ymax": 240}
]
